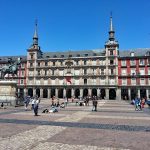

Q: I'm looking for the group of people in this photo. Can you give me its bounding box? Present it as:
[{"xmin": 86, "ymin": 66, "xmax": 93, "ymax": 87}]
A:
[
  {"xmin": 24, "ymin": 95, "xmax": 40, "ymax": 116},
  {"xmin": 131, "ymin": 96, "xmax": 148, "ymax": 111}
]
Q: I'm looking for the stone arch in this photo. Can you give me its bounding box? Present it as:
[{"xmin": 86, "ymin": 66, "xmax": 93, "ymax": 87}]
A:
[
  {"xmin": 92, "ymin": 88, "xmax": 97, "ymax": 96},
  {"xmin": 100, "ymin": 89, "xmax": 105, "ymax": 99},
  {"xmin": 109, "ymin": 89, "xmax": 116, "ymax": 100},
  {"xmin": 28, "ymin": 88, "xmax": 33, "ymax": 97},
  {"xmin": 58, "ymin": 88, "xmax": 63, "ymax": 98},
  {"xmin": 83, "ymin": 88, "xmax": 88, "ymax": 97},
  {"xmin": 66, "ymin": 89, "xmax": 71, "ymax": 98},
  {"xmin": 75, "ymin": 89, "xmax": 80, "ymax": 98},
  {"xmin": 36, "ymin": 88, "xmax": 40, "ymax": 98},
  {"xmin": 43, "ymin": 88, "xmax": 48, "ymax": 98},
  {"xmin": 51, "ymin": 89, "xmax": 55, "ymax": 98}
]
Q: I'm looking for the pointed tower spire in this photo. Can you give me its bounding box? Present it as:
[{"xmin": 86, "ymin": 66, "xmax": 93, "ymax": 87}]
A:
[
  {"xmin": 110, "ymin": 12, "xmax": 113, "ymax": 31},
  {"xmin": 33, "ymin": 19, "xmax": 38, "ymax": 46},
  {"xmin": 109, "ymin": 12, "xmax": 115, "ymax": 41}
]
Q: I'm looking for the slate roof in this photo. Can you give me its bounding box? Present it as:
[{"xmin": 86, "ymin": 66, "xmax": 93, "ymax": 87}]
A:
[
  {"xmin": 119, "ymin": 48, "xmax": 150, "ymax": 57},
  {"xmin": 42, "ymin": 49, "xmax": 105, "ymax": 59},
  {"xmin": 0, "ymin": 55, "xmax": 26, "ymax": 63}
]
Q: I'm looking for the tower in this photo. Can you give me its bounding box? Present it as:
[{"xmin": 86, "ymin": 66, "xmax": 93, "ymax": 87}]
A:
[
  {"xmin": 26, "ymin": 21, "xmax": 43, "ymax": 96},
  {"xmin": 104, "ymin": 14, "xmax": 120, "ymax": 100}
]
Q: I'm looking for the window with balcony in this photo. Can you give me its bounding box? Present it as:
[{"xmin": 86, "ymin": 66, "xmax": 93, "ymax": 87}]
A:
[
  {"xmin": 21, "ymin": 80, "xmax": 24, "ymax": 84},
  {"xmin": 45, "ymin": 62, "xmax": 48, "ymax": 66},
  {"xmin": 84, "ymin": 79, "xmax": 87, "ymax": 84},
  {"xmin": 38, "ymin": 62, "xmax": 40, "ymax": 66},
  {"xmin": 84, "ymin": 60, "xmax": 86, "ymax": 65},
  {"xmin": 22, "ymin": 71, "xmax": 24, "ymax": 76},
  {"xmin": 122, "ymin": 69, "xmax": 126, "ymax": 75},
  {"xmin": 110, "ymin": 60, "xmax": 114, "ymax": 65},
  {"xmin": 121, "ymin": 60, "xmax": 126, "ymax": 66},
  {"xmin": 52, "ymin": 70, "xmax": 54, "ymax": 75},
  {"xmin": 139, "ymin": 68, "xmax": 145, "ymax": 75},
  {"xmin": 76, "ymin": 61, "xmax": 79, "ymax": 65},
  {"xmin": 30, "ymin": 54, "xmax": 34, "ymax": 59},
  {"xmin": 101, "ymin": 69, "xmax": 104, "ymax": 75},
  {"xmin": 84, "ymin": 69, "xmax": 87, "ymax": 75},
  {"xmin": 131, "ymin": 78, "xmax": 136, "ymax": 85},
  {"xmin": 110, "ymin": 50, "xmax": 113, "ymax": 55},
  {"xmin": 37, "ymin": 70, "xmax": 40, "ymax": 75},
  {"xmin": 122, "ymin": 78, "xmax": 127, "ymax": 85},
  {"xmin": 110, "ymin": 69, "xmax": 114, "ymax": 75},
  {"xmin": 130, "ymin": 60, "xmax": 136, "ymax": 66},
  {"xmin": 30, "ymin": 63, "xmax": 33, "ymax": 67},
  {"xmin": 140, "ymin": 78, "xmax": 145, "ymax": 85},
  {"xmin": 45, "ymin": 70, "xmax": 47, "ymax": 76},
  {"xmin": 139, "ymin": 59, "xmax": 145, "ymax": 65}
]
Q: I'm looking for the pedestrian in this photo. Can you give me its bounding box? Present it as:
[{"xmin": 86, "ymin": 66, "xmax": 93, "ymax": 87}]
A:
[
  {"xmin": 92, "ymin": 99, "xmax": 98, "ymax": 111},
  {"xmin": 34, "ymin": 98, "xmax": 40, "ymax": 116},
  {"xmin": 31, "ymin": 97, "xmax": 36, "ymax": 110},
  {"xmin": 24, "ymin": 95, "xmax": 31, "ymax": 111}
]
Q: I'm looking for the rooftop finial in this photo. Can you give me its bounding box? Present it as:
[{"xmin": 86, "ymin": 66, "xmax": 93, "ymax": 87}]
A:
[
  {"xmin": 33, "ymin": 19, "xmax": 38, "ymax": 45},
  {"xmin": 110, "ymin": 12, "xmax": 113, "ymax": 31},
  {"xmin": 33, "ymin": 19, "xmax": 38, "ymax": 38}
]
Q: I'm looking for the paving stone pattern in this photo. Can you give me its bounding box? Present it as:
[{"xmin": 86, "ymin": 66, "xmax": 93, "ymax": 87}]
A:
[{"xmin": 0, "ymin": 100, "xmax": 150, "ymax": 150}]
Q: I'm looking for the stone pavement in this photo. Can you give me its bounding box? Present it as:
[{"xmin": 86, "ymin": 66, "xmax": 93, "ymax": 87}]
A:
[{"xmin": 0, "ymin": 99, "xmax": 150, "ymax": 150}]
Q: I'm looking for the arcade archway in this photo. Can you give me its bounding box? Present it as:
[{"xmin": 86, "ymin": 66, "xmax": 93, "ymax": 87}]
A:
[
  {"xmin": 101, "ymin": 89, "xmax": 105, "ymax": 99},
  {"xmin": 66, "ymin": 89, "xmax": 71, "ymax": 98},
  {"xmin": 43, "ymin": 88, "xmax": 48, "ymax": 98},
  {"xmin": 51, "ymin": 89, "xmax": 55, "ymax": 98},
  {"xmin": 28, "ymin": 88, "xmax": 33, "ymax": 97},
  {"xmin": 75, "ymin": 89, "xmax": 80, "ymax": 98},
  {"xmin": 109, "ymin": 89, "xmax": 116, "ymax": 100},
  {"xmin": 92, "ymin": 88, "xmax": 97, "ymax": 96},
  {"xmin": 36, "ymin": 88, "xmax": 40, "ymax": 98},
  {"xmin": 83, "ymin": 88, "xmax": 88, "ymax": 97},
  {"xmin": 58, "ymin": 89, "xmax": 63, "ymax": 98}
]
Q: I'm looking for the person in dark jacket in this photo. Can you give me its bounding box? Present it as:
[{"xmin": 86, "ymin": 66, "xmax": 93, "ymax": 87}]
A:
[{"xmin": 92, "ymin": 99, "xmax": 98, "ymax": 111}]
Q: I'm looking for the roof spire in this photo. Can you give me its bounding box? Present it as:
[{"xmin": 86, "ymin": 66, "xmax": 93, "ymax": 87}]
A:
[
  {"xmin": 33, "ymin": 19, "xmax": 38, "ymax": 45},
  {"xmin": 110, "ymin": 11, "xmax": 113, "ymax": 31},
  {"xmin": 109, "ymin": 12, "xmax": 115, "ymax": 41}
]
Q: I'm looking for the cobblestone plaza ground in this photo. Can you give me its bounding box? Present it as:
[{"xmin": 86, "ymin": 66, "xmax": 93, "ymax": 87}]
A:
[{"xmin": 0, "ymin": 99, "xmax": 150, "ymax": 150}]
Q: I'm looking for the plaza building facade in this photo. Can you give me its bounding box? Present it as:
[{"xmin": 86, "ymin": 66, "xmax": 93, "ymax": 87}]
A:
[{"xmin": 0, "ymin": 16, "xmax": 150, "ymax": 100}]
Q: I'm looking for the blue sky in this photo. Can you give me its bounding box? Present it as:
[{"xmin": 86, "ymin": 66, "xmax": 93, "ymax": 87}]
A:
[{"xmin": 0, "ymin": 0, "xmax": 150, "ymax": 56}]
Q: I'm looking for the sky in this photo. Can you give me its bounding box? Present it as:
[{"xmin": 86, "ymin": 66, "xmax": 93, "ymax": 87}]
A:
[{"xmin": 0, "ymin": 0, "xmax": 150, "ymax": 56}]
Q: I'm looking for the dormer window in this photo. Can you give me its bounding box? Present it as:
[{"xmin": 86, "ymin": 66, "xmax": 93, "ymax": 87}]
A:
[
  {"xmin": 46, "ymin": 56, "xmax": 49, "ymax": 58},
  {"xmin": 61, "ymin": 55, "xmax": 64, "ymax": 58},
  {"xmin": 93, "ymin": 53, "xmax": 97, "ymax": 56},
  {"xmin": 53, "ymin": 55, "xmax": 57, "ymax": 58},
  {"xmin": 146, "ymin": 51, "xmax": 150, "ymax": 56},
  {"xmin": 85, "ymin": 54, "xmax": 88, "ymax": 57},
  {"xmin": 130, "ymin": 52, "xmax": 135, "ymax": 57},
  {"xmin": 77, "ymin": 54, "xmax": 80, "ymax": 57},
  {"xmin": 69, "ymin": 55, "xmax": 72, "ymax": 57}
]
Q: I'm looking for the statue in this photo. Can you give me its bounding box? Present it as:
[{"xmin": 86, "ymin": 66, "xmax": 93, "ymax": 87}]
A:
[{"xmin": 0, "ymin": 57, "xmax": 22, "ymax": 79}]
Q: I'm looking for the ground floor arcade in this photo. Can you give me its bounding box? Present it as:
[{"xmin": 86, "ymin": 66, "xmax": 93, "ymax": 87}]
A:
[{"xmin": 18, "ymin": 87, "xmax": 120, "ymax": 100}]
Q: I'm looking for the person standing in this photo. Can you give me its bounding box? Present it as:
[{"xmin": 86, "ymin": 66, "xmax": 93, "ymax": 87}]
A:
[
  {"xmin": 92, "ymin": 99, "xmax": 98, "ymax": 111},
  {"xmin": 34, "ymin": 97, "xmax": 40, "ymax": 116}
]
